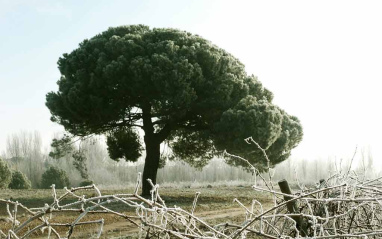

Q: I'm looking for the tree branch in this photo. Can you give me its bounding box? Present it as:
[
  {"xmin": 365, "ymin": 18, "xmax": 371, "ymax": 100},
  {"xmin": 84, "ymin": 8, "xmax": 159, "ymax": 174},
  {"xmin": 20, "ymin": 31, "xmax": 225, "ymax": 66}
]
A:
[
  {"xmin": 142, "ymin": 103, "xmax": 155, "ymax": 136},
  {"xmin": 157, "ymin": 124, "xmax": 173, "ymax": 143}
]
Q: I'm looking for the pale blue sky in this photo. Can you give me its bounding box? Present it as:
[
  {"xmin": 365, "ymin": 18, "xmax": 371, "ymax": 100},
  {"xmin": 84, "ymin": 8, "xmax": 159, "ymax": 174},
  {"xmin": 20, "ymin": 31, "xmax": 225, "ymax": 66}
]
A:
[{"xmin": 1, "ymin": 0, "xmax": 382, "ymax": 162}]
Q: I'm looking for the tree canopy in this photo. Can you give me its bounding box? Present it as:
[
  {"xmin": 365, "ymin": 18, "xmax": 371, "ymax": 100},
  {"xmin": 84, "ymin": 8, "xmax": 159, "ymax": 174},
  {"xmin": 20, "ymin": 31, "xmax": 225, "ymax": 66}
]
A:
[{"xmin": 46, "ymin": 25, "xmax": 303, "ymax": 195}]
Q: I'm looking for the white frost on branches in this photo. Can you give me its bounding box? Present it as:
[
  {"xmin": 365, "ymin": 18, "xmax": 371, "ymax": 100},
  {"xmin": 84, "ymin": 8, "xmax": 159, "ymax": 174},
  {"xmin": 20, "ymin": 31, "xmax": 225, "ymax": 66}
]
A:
[{"xmin": 0, "ymin": 138, "xmax": 382, "ymax": 238}]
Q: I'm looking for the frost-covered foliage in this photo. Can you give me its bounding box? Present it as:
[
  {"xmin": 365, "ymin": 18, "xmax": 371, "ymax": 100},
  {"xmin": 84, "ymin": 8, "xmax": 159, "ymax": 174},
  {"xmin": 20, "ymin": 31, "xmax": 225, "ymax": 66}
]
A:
[
  {"xmin": 1, "ymin": 168, "xmax": 382, "ymax": 238},
  {"xmin": 0, "ymin": 158, "xmax": 12, "ymax": 189},
  {"xmin": 0, "ymin": 138, "xmax": 381, "ymax": 238},
  {"xmin": 8, "ymin": 170, "xmax": 31, "ymax": 189},
  {"xmin": 41, "ymin": 166, "xmax": 70, "ymax": 189}
]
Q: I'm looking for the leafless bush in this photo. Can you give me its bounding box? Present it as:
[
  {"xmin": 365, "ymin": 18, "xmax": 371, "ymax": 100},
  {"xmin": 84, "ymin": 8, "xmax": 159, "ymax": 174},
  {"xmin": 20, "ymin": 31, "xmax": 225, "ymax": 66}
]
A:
[{"xmin": 1, "ymin": 138, "xmax": 382, "ymax": 238}]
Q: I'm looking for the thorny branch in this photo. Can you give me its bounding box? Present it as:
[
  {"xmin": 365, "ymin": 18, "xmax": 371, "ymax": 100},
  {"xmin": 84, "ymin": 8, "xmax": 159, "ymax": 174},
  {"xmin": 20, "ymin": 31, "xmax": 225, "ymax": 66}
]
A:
[{"xmin": 1, "ymin": 139, "xmax": 382, "ymax": 238}]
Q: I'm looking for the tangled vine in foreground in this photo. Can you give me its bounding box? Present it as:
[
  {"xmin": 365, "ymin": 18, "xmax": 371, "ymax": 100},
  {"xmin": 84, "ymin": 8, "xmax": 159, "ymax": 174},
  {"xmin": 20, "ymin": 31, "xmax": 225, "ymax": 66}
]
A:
[{"xmin": 1, "ymin": 138, "xmax": 382, "ymax": 238}]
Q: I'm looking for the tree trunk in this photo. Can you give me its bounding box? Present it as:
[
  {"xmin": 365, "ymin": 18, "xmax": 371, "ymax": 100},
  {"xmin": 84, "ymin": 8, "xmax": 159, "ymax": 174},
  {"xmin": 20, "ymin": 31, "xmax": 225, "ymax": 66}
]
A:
[
  {"xmin": 141, "ymin": 103, "xmax": 172, "ymax": 197},
  {"xmin": 141, "ymin": 135, "xmax": 161, "ymax": 197}
]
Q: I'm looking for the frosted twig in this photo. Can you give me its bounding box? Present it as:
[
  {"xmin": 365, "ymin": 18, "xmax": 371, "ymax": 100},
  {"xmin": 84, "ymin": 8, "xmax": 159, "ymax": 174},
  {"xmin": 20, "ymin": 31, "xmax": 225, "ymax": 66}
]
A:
[{"xmin": 1, "ymin": 148, "xmax": 382, "ymax": 239}]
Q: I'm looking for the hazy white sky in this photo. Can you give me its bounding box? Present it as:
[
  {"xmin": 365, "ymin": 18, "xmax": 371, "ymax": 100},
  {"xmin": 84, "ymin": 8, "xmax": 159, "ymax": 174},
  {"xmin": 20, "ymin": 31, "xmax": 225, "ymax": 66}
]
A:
[{"xmin": 1, "ymin": 0, "xmax": 382, "ymax": 162}]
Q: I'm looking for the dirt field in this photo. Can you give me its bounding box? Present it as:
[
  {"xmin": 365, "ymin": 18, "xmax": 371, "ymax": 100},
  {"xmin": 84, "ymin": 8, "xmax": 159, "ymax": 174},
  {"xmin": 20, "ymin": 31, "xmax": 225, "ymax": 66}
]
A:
[{"xmin": 0, "ymin": 185, "xmax": 272, "ymax": 238}]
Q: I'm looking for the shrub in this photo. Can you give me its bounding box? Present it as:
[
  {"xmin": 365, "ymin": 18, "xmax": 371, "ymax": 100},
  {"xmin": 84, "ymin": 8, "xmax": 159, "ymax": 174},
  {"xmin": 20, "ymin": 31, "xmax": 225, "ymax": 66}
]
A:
[
  {"xmin": 79, "ymin": 180, "xmax": 94, "ymax": 187},
  {"xmin": 0, "ymin": 158, "xmax": 12, "ymax": 189},
  {"xmin": 41, "ymin": 166, "xmax": 70, "ymax": 189},
  {"xmin": 9, "ymin": 170, "xmax": 32, "ymax": 189}
]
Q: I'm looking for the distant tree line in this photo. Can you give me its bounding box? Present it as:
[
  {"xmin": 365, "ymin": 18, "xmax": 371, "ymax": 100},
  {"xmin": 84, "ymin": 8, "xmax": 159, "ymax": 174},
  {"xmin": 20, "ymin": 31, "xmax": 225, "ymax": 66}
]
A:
[
  {"xmin": 2, "ymin": 131, "xmax": 258, "ymax": 189},
  {"xmin": 1, "ymin": 131, "xmax": 378, "ymax": 190}
]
